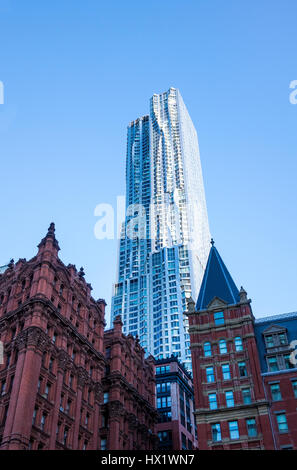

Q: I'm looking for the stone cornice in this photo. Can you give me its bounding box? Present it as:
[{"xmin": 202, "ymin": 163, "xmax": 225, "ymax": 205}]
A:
[
  {"xmin": 195, "ymin": 401, "xmax": 270, "ymax": 423},
  {"xmin": 188, "ymin": 315, "xmax": 254, "ymax": 335},
  {"xmin": 187, "ymin": 299, "xmax": 252, "ymax": 316},
  {"xmin": 0, "ymin": 296, "xmax": 106, "ymax": 365}
]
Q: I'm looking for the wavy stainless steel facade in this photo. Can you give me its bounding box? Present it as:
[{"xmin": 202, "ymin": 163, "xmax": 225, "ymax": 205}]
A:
[{"xmin": 111, "ymin": 88, "xmax": 210, "ymax": 370}]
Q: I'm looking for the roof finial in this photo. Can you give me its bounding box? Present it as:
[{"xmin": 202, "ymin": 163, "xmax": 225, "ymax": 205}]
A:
[
  {"xmin": 47, "ymin": 222, "xmax": 55, "ymax": 236},
  {"xmin": 210, "ymin": 238, "xmax": 215, "ymax": 246},
  {"xmin": 78, "ymin": 267, "xmax": 85, "ymax": 278}
]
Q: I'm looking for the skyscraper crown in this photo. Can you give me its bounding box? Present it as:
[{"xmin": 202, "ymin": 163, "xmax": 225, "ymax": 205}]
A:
[{"xmin": 196, "ymin": 241, "xmax": 240, "ymax": 311}]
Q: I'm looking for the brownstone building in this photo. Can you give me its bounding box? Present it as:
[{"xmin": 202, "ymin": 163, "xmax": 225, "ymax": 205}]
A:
[
  {"xmin": 0, "ymin": 223, "xmax": 157, "ymax": 450},
  {"xmin": 102, "ymin": 317, "xmax": 157, "ymax": 450}
]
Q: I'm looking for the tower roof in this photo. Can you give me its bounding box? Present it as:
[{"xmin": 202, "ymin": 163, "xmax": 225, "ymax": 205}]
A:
[{"xmin": 196, "ymin": 241, "xmax": 240, "ymax": 311}]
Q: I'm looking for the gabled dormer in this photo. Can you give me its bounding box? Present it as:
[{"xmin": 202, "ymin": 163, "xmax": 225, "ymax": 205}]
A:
[{"xmin": 262, "ymin": 324, "xmax": 289, "ymax": 350}]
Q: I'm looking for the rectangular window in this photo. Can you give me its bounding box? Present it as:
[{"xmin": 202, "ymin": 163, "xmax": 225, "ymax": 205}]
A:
[
  {"xmin": 222, "ymin": 364, "xmax": 231, "ymax": 380},
  {"xmin": 270, "ymin": 383, "xmax": 282, "ymax": 401},
  {"xmin": 265, "ymin": 335, "xmax": 274, "ymax": 348},
  {"xmin": 103, "ymin": 392, "xmax": 109, "ymax": 404},
  {"xmin": 284, "ymin": 354, "xmax": 294, "ymax": 370},
  {"xmin": 292, "ymin": 380, "xmax": 297, "ymax": 398},
  {"xmin": 246, "ymin": 418, "xmax": 257, "ymax": 437},
  {"xmin": 242, "ymin": 388, "xmax": 252, "ymax": 404},
  {"xmin": 206, "ymin": 366, "xmax": 215, "ymax": 383},
  {"xmin": 267, "ymin": 356, "xmax": 278, "ymax": 372},
  {"xmin": 234, "ymin": 337, "xmax": 243, "ymax": 351},
  {"xmin": 278, "ymin": 333, "xmax": 287, "ymax": 345},
  {"xmin": 208, "ymin": 393, "xmax": 217, "ymax": 410},
  {"xmin": 225, "ymin": 390, "xmax": 234, "ymax": 407},
  {"xmin": 214, "ymin": 311, "xmax": 224, "ymax": 326},
  {"xmin": 181, "ymin": 432, "xmax": 187, "ymax": 450},
  {"xmin": 229, "ymin": 421, "xmax": 239, "ymax": 440},
  {"xmin": 40, "ymin": 413, "xmax": 46, "ymax": 431},
  {"xmin": 204, "ymin": 342, "xmax": 212, "ymax": 357},
  {"xmin": 219, "ymin": 340, "xmax": 227, "ymax": 354},
  {"xmin": 101, "ymin": 438, "xmax": 107, "ymax": 451},
  {"xmin": 1, "ymin": 381, "xmax": 6, "ymax": 396},
  {"xmin": 238, "ymin": 361, "xmax": 247, "ymax": 377},
  {"xmin": 63, "ymin": 426, "xmax": 69, "ymax": 445},
  {"xmin": 32, "ymin": 407, "xmax": 38, "ymax": 425},
  {"xmin": 276, "ymin": 413, "xmax": 288, "ymax": 433},
  {"xmin": 211, "ymin": 423, "xmax": 222, "ymax": 442}
]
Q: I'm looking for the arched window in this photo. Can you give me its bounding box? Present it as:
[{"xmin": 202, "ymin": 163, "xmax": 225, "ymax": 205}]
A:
[
  {"xmin": 203, "ymin": 342, "xmax": 212, "ymax": 357},
  {"xmin": 234, "ymin": 336, "xmax": 243, "ymax": 351},
  {"xmin": 219, "ymin": 339, "xmax": 227, "ymax": 354}
]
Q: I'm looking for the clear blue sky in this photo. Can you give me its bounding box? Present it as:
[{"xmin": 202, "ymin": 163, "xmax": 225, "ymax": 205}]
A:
[{"xmin": 0, "ymin": 0, "xmax": 296, "ymax": 323}]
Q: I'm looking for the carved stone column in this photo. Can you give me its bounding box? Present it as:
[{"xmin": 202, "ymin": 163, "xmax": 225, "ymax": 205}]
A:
[
  {"xmin": 1, "ymin": 327, "xmax": 49, "ymax": 450},
  {"xmin": 72, "ymin": 367, "xmax": 88, "ymax": 449},
  {"xmin": 108, "ymin": 400, "xmax": 124, "ymax": 450},
  {"xmin": 49, "ymin": 350, "xmax": 69, "ymax": 449}
]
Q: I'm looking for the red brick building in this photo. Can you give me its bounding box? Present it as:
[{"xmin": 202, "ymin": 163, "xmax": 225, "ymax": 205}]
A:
[
  {"xmin": 254, "ymin": 312, "xmax": 297, "ymax": 450},
  {"xmin": 0, "ymin": 223, "xmax": 157, "ymax": 450},
  {"xmin": 186, "ymin": 242, "xmax": 275, "ymax": 450},
  {"xmin": 102, "ymin": 317, "xmax": 157, "ymax": 450},
  {"xmin": 155, "ymin": 356, "xmax": 197, "ymax": 450}
]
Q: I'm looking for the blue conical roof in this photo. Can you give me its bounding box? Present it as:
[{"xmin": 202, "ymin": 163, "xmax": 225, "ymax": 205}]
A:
[{"xmin": 196, "ymin": 243, "xmax": 240, "ymax": 311}]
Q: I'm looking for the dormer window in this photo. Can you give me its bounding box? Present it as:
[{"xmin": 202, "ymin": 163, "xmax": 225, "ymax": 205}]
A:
[
  {"xmin": 263, "ymin": 326, "xmax": 288, "ymax": 349},
  {"xmin": 265, "ymin": 335, "xmax": 274, "ymax": 348},
  {"xmin": 279, "ymin": 333, "xmax": 287, "ymax": 345}
]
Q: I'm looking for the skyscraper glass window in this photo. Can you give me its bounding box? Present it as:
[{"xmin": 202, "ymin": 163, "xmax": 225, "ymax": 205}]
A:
[{"xmin": 111, "ymin": 88, "xmax": 210, "ymax": 370}]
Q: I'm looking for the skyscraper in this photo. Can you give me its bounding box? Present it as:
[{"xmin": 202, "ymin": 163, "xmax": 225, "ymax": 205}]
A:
[{"xmin": 111, "ymin": 87, "xmax": 210, "ymax": 370}]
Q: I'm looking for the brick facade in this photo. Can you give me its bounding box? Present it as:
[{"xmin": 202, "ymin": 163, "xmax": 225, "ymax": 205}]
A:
[
  {"xmin": 0, "ymin": 223, "xmax": 157, "ymax": 450},
  {"xmin": 255, "ymin": 313, "xmax": 297, "ymax": 449},
  {"xmin": 186, "ymin": 242, "xmax": 297, "ymax": 450}
]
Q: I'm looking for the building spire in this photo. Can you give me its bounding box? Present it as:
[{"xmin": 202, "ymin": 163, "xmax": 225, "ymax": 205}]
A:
[
  {"xmin": 47, "ymin": 222, "xmax": 55, "ymax": 236},
  {"xmin": 38, "ymin": 222, "xmax": 60, "ymax": 252},
  {"xmin": 196, "ymin": 243, "xmax": 240, "ymax": 310}
]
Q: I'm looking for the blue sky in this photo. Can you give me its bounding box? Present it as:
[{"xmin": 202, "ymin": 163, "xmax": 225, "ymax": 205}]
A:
[{"xmin": 0, "ymin": 0, "xmax": 296, "ymax": 324}]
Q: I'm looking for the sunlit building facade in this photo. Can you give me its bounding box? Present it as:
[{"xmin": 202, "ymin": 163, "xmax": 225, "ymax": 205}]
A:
[{"xmin": 111, "ymin": 88, "xmax": 210, "ymax": 370}]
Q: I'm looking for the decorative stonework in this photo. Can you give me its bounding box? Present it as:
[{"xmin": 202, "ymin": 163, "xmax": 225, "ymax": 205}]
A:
[
  {"xmin": 57, "ymin": 350, "xmax": 69, "ymax": 370},
  {"xmin": 16, "ymin": 327, "xmax": 49, "ymax": 353},
  {"xmin": 94, "ymin": 383, "xmax": 103, "ymax": 402},
  {"xmin": 108, "ymin": 400, "xmax": 125, "ymax": 419},
  {"xmin": 77, "ymin": 366, "xmax": 89, "ymax": 388}
]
